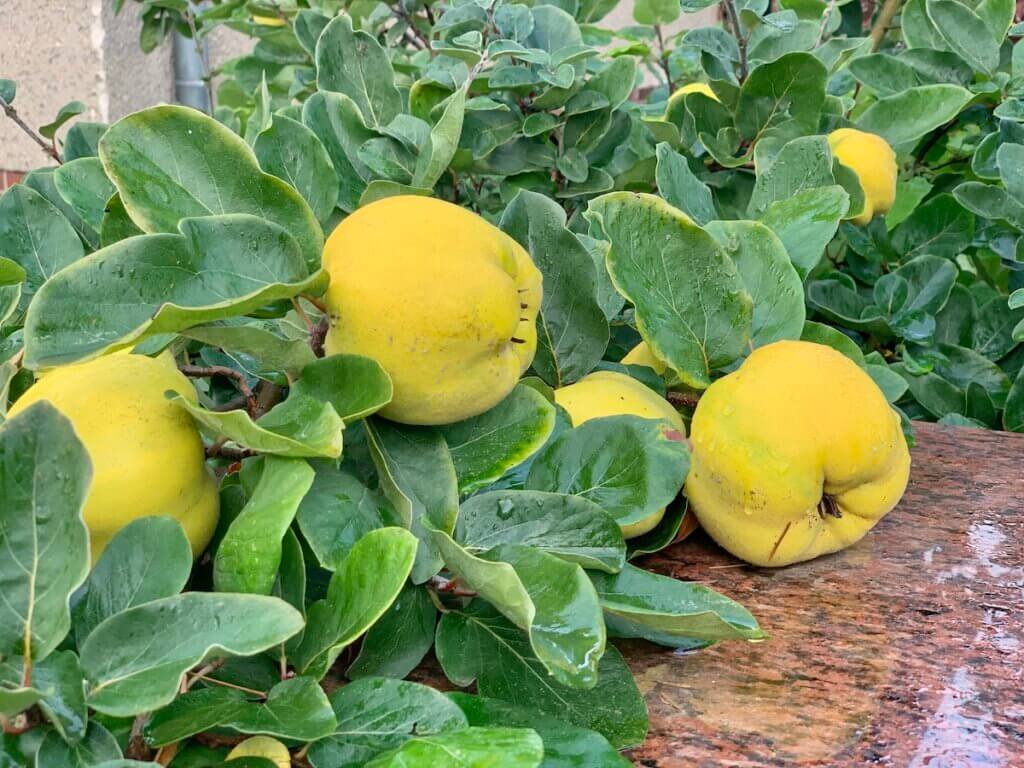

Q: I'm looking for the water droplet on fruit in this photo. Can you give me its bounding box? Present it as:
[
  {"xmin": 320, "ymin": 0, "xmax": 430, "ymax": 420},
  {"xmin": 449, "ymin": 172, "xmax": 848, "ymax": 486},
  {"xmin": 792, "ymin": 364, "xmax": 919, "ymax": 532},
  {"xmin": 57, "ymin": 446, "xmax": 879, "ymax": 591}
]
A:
[{"xmin": 723, "ymin": 405, "xmax": 734, "ymax": 416}]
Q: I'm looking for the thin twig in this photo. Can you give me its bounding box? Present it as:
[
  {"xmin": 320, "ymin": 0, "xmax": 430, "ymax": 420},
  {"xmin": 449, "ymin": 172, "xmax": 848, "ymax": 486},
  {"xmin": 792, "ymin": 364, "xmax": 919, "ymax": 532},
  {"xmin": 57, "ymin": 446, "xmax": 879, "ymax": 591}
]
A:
[
  {"xmin": 0, "ymin": 96, "xmax": 62, "ymax": 164},
  {"xmin": 184, "ymin": 5, "xmax": 216, "ymax": 113},
  {"xmin": 299, "ymin": 293, "xmax": 328, "ymax": 313},
  {"xmin": 126, "ymin": 715, "xmax": 152, "ymax": 761},
  {"xmin": 393, "ymin": 5, "xmax": 431, "ymax": 49},
  {"xmin": 870, "ymin": 0, "xmax": 904, "ymax": 51},
  {"xmin": 179, "ymin": 364, "xmax": 258, "ymax": 415},
  {"xmin": 817, "ymin": 0, "xmax": 839, "ymax": 45},
  {"xmin": 155, "ymin": 744, "xmax": 179, "ymax": 766},
  {"xmin": 722, "ymin": 0, "xmax": 748, "ymax": 81},
  {"xmin": 189, "ymin": 673, "xmax": 268, "ymax": 699},
  {"xmin": 654, "ymin": 24, "xmax": 675, "ymax": 91},
  {"xmin": 291, "ymin": 297, "xmax": 315, "ymax": 333}
]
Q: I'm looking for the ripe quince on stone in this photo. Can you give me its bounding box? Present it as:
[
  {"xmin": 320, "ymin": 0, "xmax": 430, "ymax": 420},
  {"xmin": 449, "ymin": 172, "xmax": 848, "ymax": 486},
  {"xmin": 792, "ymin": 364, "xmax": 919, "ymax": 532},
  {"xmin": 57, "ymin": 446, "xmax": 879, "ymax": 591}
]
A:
[
  {"xmin": 9, "ymin": 353, "xmax": 219, "ymax": 562},
  {"xmin": 322, "ymin": 196, "xmax": 542, "ymax": 425},
  {"xmin": 685, "ymin": 340, "xmax": 910, "ymax": 566}
]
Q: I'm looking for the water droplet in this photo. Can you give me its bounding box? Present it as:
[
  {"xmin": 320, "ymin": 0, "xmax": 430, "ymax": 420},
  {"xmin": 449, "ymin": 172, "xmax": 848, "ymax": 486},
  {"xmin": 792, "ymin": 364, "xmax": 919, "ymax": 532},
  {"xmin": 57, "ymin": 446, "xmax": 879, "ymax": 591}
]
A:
[{"xmin": 723, "ymin": 405, "xmax": 734, "ymax": 416}]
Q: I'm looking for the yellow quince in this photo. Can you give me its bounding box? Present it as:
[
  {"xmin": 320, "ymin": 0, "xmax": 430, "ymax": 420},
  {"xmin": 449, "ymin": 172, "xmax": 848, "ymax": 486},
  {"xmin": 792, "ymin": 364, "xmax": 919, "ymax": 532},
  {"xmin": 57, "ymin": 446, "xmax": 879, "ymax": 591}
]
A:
[
  {"xmin": 322, "ymin": 195, "xmax": 542, "ymax": 425},
  {"xmin": 828, "ymin": 128, "xmax": 897, "ymax": 226},
  {"xmin": 621, "ymin": 341, "xmax": 667, "ymax": 375},
  {"xmin": 227, "ymin": 736, "xmax": 291, "ymax": 768},
  {"xmin": 685, "ymin": 340, "xmax": 910, "ymax": 566},
  {"xmin": 554, "ymin": 370, "xmax": 686, "ymax": 538},
  {"xmin": 9, "ymin": 353, "xmax": 219, "ymax": 562}
]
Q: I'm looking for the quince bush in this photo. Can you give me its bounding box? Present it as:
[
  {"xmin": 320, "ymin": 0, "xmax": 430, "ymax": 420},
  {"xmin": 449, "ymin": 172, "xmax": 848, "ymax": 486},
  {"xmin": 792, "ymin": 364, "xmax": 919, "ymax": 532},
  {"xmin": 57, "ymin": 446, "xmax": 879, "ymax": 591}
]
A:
[{"xmin": 0, "ymin": 0, "xmax": 1021, "ymax": 764}]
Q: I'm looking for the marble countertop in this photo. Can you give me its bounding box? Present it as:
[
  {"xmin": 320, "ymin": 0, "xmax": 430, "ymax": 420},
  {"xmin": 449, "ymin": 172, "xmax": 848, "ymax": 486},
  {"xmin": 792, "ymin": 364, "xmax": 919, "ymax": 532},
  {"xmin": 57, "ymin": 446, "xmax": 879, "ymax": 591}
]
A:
[{"xmin": 624, "ymin": 422, "xmax": 1024, "ymax": 767}]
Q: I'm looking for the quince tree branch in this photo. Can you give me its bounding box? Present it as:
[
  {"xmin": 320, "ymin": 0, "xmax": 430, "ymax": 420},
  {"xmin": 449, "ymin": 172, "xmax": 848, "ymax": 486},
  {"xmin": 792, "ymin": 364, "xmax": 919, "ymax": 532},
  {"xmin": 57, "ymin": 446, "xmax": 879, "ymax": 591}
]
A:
[{"xmin": 0, "ymin": 96, "xmax": 63, "ymax": 165}]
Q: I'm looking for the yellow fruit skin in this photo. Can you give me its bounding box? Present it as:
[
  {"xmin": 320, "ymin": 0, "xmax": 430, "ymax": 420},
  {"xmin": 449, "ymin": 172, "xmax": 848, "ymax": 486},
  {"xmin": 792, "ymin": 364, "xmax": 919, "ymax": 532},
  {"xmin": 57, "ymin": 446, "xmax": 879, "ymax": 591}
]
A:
[
  {"xmin": 621, "ymin": 342, "xmax": 667, "ymax": 375},
  {"xmin": 9, "ymin": 353, "xmax": 219, "ymax": 562},
  {"xmin": 667, "ymin": 82, "xmax": 719, "ymax": 109},
  {"xmin": 554, "ymin": 370, "xmax": 686, "ymax": 538},
  {"xmin": 252, "ymin": 14, "xmax": 286, "ymax": 26},
  {"xmin": 323, "ymin": 196, "xmax": 542, "ymax": 425},
  {"xmin": 685, "ymin": 340, "xmax": 910, "ymax": 567},
  {"xmin": 828, "ymin": 128, "xmax": 897, "ymax": 226},
  {"xmin": 227, "ymin": 736, "xmax": 291, "ymax": 768}
]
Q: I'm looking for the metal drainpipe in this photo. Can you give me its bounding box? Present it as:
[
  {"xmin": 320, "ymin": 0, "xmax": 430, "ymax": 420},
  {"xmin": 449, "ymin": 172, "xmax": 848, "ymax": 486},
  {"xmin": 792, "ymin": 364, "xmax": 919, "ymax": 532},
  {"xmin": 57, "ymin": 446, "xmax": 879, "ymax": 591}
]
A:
[{"xmin": 173, "ymin": 27, "xmax": 211, "ymax": 113}]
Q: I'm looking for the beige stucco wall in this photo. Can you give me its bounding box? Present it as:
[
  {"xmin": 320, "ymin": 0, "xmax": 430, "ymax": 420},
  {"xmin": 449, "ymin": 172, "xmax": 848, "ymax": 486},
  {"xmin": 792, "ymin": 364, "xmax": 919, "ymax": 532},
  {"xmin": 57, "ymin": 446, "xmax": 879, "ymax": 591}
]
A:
[
  {"xmin": 0, "ymin": 0, "xmax": 173, "ymax": 170},
  {"xmin": 1, "ymin": 2, "xmax": 718, "ymax": 172}
]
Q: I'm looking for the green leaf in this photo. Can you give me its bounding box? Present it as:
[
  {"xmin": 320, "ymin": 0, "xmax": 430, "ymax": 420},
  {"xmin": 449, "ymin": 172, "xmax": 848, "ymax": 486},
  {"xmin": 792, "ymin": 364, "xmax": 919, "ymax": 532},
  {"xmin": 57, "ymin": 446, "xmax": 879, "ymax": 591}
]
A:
[
  {"xmin": 297, "ymin": 461, "xmax": 402, "ymax": 570},
  {"xmin": 760, "ymin": 185, "xmax": 850, "ymax": 276},
  {"xmin": 302, "ymin": 91, "xmax": 373, "ymax": 212},
  {"xmin": 145, "ymin": 676, "xmax": 335, "ymax": 747},
  {"xmin": 36, "ymin": 722, "xmax": 120, "ymax": 767},
  {"xmin": 293, "ymin": 527, "xmax": 418, "ymax": 679},
  {"xmin": 181, "ymin": 324, "xmax": 316, "ymax": 381},
  {"xmin": 0, "ymin": 403, "xmax": 90, "ymax": 664},
  {"xmin": 855, "ymin": 85, "xmax": 973, "ymax": 146},
  {"xmin": 634, "ymin": 0, "xmax": 681, "ymax": 24},
  {"xmin": 316, "ymin": 14, "xmax": 402, "ymax": 129},
  {"xmin": 23, "ymin": 166, "xmax": 98, "ymax": 249},
  {"xmin": 0, "ymin": 651, "xmax": 86, "ymax": 741},
  {"xmin": 0, "ymin": 79, "xmax": 15, "ymax": 104},
  {"xmin": 365, "ymin": 727, "xmax": 544, "ymax": 768},
  {"xmin": 413, "ymin": 86, "xmax": 468, "ymax": 190},
  {"xmin": 456, "ymin": 490, "xmax": 626, "ymax": 573},
  {"xmin": 308, "ymin": 677, "xmax": 468, "ymax": 768},
  {"xmin": 973, "ymin": 298, "xmax": 1023, "ymax": 360},
  {"xmin": 74, "ymin": 517, "xmax": 192, "ymax": 644},
  {"xmin": 81, "ymin": 593, "xmax": 304, "ymax": 717},
  {"xmin": 365, "ymin": 419, "xmax": 460, "ymax": 584},
  {"xmin": 592, "ymin": 563, "xmax": 763, "ymax": 648},
  {"xmin": 934, "ymin": 343, "xmax": 1010, "ymax": 407},
  {"xmin": 440, "ymin": 384, "xmax": 556, "ymax": 496},
  {"xmin": 449, "ymin": 693, "xmax": 632, "ymax": 768},
  {"xmin": 99, "ymin": 104, "xmax": 323, "ymax": 270},
  {"xmin": 526, "ymin": 415, "xmax": 688, "ymax": 532},
  {"xmin": 705, "ymin": 220, "xmax": 805, "ymax": 346},
  {"xmin": 100, "ymin": 193, "xmax": 144, "ymax": 246},
  {"xmin": 0, "ymin": 257, "xmax": 25, "ymax": 288},
  {"xmin": 736, "ymin": 52, "xmax": 827, "ymax": 141},
  {"xmin": 53, "ymin": 157, "xmax": 116, "ymax": 232},
  {"xmin": 1003, "ymin": 366, "xmax": 1024, "ymax": 431},
  {"xmin": 926, "ymin": 0, "xmax": 1000, "ymax": 74},
  {"xmin": 214, "ymin": 457, "xmax": 315, "ymax": 595},
  {"xmin": 587, "ymin": 193, "xmax": 752, "ymax": 388},
  {"xmin": 894, "ymin": 364, "xmax": 964, "ymax": 418},
  {"xmin": 436, "ymin": 603, "xmax": 647, "ymax": 749},
  {"xmin": 287, "ymin": 354, "xmax": 393, "ymax": 423},
  {"xmin": 801, "ymin": 321, "xmax": 866, "ymax": 365},
  {"xmin": 501, "ymin": 191, "xmax": 609, "ymax": 387},
  {"xmin": 24, "ymin": 214, "xmax": 325, "ymax": 369},
  {"xmin": 174, "ymin": 392, "xmax": 344, "ymax": 459},
  {"xmin": 347, "ymin": 586, "xmax": 437, "ymax": 680},
  {"xmin": 891, "ymin": 194, "xmax": 974, "ymax": 259},
  {"xmin": 39, "ymin": 100, "xmax": 86, "ymax": 139},
  {"xmin": 654, "ymin": 143, "xmax": 716, "ymax": 225},
  {"xmin": 63, "ymin": 121, "xmax": 108, "ymax": 162},
  {"xmin": 0, "ymin": 184, "xmax": 85, "ymax": 308},
  {"xmin": 432, "ymin": 533, "xmax": 606, "ymax": 688},
  {"xmin": 997, "ymin": 142, "xmax": 1024, "ymax": 205},
  {"xmin": 749, "ymin": 135, "xmax": 834, "ymax": 216},
  {"xmin": 254, "ymin": 114, "xmax": 339, "ymax": 225}
]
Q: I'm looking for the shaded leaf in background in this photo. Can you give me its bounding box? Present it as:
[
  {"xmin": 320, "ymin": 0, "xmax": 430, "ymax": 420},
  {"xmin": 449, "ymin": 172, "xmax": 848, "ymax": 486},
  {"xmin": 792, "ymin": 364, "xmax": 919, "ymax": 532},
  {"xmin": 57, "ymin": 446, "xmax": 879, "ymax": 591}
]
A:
[
  {"xmin": 365, "ymin": 419, "xmax": 459, "ymax": 584},
  {"xmin": 254, "ymin": 114, "xmax": 339, "ymax": 225},
  {"xmin": 347, "ymin": 585, "xmax": 437, "ymax": 680},
  {"xmin": 0, "ymin": 651, "xmax": 87, "ymax": 742},
  {"xmin": 654, "ymin": 143, "xmax": 716, "ymax": 225},
  {"xmin": 365, "ymin": 727, "xmax": 544, "ymax": 768},
  {"xmin": 36, "ymin": 721, "xmax": 120, "ymax": 767},
  {"xmin": 760, "ymin": 185, "xmax": 849, "ymax": 277}
]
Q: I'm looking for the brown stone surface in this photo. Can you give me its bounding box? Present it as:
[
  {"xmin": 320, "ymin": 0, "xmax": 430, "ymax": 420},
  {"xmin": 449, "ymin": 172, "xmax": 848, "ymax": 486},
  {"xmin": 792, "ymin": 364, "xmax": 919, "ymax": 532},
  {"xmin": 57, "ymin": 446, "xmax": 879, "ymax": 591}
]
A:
[{"xmin": 622, "ymin": 422, "xmax": 1024, "ymax": 767}]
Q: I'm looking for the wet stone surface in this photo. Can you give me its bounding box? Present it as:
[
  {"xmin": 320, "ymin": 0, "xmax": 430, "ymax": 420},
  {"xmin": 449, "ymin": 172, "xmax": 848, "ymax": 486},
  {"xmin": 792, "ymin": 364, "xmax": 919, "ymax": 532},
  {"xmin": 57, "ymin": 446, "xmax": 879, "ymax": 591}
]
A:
[{"xmin": 624, "ymin": 422, "xmax": 1024, "ymax": 767}]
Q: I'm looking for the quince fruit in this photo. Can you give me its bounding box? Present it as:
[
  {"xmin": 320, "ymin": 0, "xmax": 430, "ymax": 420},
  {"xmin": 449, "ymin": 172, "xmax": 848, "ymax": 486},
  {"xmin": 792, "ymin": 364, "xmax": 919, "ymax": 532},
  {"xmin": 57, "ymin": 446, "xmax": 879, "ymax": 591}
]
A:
[
  {"xmin": 828, "ymin": 128, "xmax": 897, "ymax": 226},
  {"xmin": 227, "ymin": 736, "xmax": 291, "ymax": 768},
  {"xmin": 685, "ymin": 340, "xmax": 910, "ymax": 566},
  {"xmin": 622, "ymin": 341, "xmax": 667, "ymax": 374},
  {"xmin": 668, "ymin": 82, "xmax": 719, "ymax": 109},
  {"xmin": 9, "ymin": 353, "xmax": 218, "ymax": 562},
  {"xmin": 554, "ymin": 370, "xmax": 686, "ymax": 538},
  {"xmin": 322, "ymin": 195, "xmax": 542, "ymax": 425}
]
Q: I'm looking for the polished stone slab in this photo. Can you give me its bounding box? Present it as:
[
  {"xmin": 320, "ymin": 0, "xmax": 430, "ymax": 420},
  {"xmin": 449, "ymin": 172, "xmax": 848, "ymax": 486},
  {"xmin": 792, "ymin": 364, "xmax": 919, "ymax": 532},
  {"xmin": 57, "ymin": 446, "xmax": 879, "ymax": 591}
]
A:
[{"xmin": 625, "ymin": 422, "xmax": 1024, "ymax": 767}]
